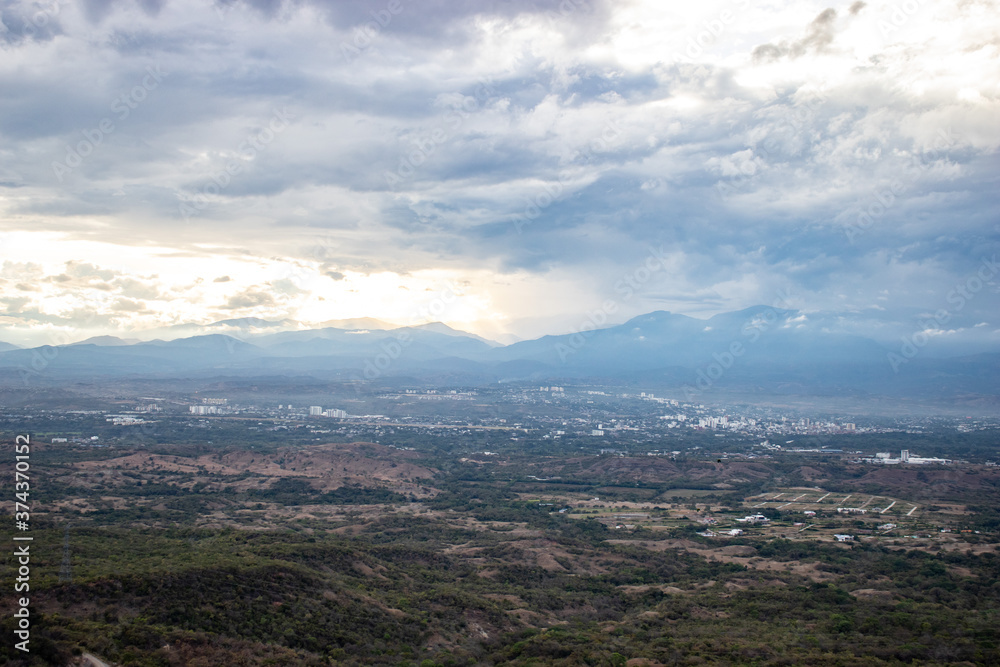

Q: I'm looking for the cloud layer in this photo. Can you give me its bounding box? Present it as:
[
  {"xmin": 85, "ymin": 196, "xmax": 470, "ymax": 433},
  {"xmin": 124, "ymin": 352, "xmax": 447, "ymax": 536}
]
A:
[{"xmin": 0, "ymin": 0, "xmax": 998, "ymax": 348}]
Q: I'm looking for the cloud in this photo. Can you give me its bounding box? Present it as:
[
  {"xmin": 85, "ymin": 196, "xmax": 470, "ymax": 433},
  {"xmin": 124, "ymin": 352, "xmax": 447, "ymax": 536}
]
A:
[
  {"xmin": 0, "ymin": 0, "xmax": 64, "ymax": 44},
  {"xmin": 224, "ymin": 289, "xmax": 277, "ymax": 310},
  {"xmin": 111, "ymin": 297, "xmax": 147, "ymax": 312},
  {"xmin": 0, "ymin": 295, "xmax": 31, "ymax": 312},
  {"xmin": 752, "ymin": 8, "xmax": 842, "ymax": 63},
  {"xmin": 0, "ymin": 0, "xmax": 995, "ymax": 345}
]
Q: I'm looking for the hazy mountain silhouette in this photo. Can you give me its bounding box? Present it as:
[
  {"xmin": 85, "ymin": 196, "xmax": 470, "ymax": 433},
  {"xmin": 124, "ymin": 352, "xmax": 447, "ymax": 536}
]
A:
[{"xmin": 1, "ymin": 308, "xmax": 997, "ymax": 399}]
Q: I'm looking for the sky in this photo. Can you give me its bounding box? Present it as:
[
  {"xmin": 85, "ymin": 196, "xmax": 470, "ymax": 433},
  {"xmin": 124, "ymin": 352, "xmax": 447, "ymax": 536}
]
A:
[{"xmin": 0, "ymin": 0, "xmax": 998, "ymax": 348}]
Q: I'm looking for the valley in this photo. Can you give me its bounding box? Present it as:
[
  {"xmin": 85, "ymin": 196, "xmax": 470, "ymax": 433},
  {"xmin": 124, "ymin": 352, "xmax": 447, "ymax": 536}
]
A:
[{"xmin": 2, "ymin": 389, "xmax": 998, "ymax": 666}]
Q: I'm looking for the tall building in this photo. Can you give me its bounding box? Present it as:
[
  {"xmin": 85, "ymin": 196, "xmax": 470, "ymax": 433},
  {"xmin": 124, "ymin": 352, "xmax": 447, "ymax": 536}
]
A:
[
  {"xmin": 309, "ymin": 406, "xmax": 323, "ymax": 416},
  {"xmin": 900, "ymin": 449, "xmax": 910, "ymax": 462}
]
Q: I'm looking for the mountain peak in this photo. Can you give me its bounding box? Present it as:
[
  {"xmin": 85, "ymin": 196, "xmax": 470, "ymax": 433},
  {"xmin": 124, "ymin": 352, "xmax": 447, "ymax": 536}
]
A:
[
  {"xmin": 69, "ymin": 335, "xmax": 140, "ymax": 347},
  {"xmin": 208, "ymin": 317, "xmax": 293, "ymax": 328},
  {"xmin": 317, "ymin": 317, "xmax": 397, "ymax": 331},
  {"xmin": 621, "ymin": 311, "xmax": 702, "ymax": 328},
  {"xmin": 407, "ymin": 322, "xmax": 501, "ymax": 347}
]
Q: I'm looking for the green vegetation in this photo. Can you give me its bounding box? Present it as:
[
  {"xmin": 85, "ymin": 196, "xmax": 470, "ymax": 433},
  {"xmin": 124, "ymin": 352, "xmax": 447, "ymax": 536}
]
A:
[
  {"xmin": 2, "ymin": 410, "xmax": 998, "ymax": 665},
  {"xmin": 5, "ymin": 496, "xmax": 1000, "ymax": 666}
]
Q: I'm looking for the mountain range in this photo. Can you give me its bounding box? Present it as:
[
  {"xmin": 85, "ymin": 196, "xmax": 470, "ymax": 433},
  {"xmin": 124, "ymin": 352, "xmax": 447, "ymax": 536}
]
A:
[{"xmin": 2, "ymin": 307, "xmax": 998, "ymax": 401}]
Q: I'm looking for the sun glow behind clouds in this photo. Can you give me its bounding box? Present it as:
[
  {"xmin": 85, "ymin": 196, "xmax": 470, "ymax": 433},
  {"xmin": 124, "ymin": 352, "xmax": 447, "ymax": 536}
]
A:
[{"xmin": 0, "ymin": 232, "xmax": 504, "ymax": 345}]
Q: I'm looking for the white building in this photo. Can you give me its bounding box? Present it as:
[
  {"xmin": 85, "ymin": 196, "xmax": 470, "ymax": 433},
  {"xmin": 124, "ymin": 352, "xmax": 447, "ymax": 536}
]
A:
[
  {"xmin": 189, "ymin": 405, "xmax": 217, "ymax": 415},
  {"xmin": 309, "ymin": 406, "xmax": 323, "ymax": 416},
  {"xmin": 868, "ymin": 449, "xmax": 952, "ymax": 465},
  {"xmin": 833, "ymin": 534, "xmax": 854, "ymax": 542}
]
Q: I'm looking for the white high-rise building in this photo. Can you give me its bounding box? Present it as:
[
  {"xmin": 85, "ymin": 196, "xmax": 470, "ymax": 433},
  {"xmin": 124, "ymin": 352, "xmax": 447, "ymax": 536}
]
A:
[{"xmin": 309, "ymin": 406, "xmax": 323, "ymax": 416}]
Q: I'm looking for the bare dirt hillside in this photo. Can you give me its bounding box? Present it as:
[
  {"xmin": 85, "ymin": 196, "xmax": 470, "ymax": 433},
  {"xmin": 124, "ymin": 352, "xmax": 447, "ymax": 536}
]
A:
[
  {"xmin": 844, "ymin": 466, "xmax": 1000, "ymax": 500},
  {"xmin": 552, "ymin": 457, "xmax": 774, "ymax": 485},
  {"xmin": 70, "ymin": 442, "xmax": 438, "ymax": 494}
]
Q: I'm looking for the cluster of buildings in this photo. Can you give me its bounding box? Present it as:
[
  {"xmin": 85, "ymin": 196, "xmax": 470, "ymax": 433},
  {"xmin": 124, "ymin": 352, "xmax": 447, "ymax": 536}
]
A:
[
  {"xmin": 862, "ymin": 450, "xmax": 953, "ymax": 465},
  {"xmin": 656, "ymin": 411, "xmax": 860, "ymax": 437},
  {"xmin": 189, "ymin": 398, "xmax": 231, "ymax": 415},
  {"xmin": 698, "ymin": 528, "xmax": 744, "ymax": 537},
  {"xmin": 309, "ymin": 406, "xmax": 348, "ymax": 418},
  {"xmin": 50, "ymin": 436, "xmax": 101, "ymax": 444},
  {"xmin": 107, "ymin": 415, "xmax": 148, "ymax": 425}
]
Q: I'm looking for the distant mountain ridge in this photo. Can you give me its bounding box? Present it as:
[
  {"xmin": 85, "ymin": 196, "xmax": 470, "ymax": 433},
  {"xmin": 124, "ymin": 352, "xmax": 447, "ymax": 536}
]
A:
[
  {"xmin": 1, "ymin": 307, "xmax": 998, "ymax": 400},
  {"xmin": 70, "ymin": 335, "xmax": 142, "ymax": 346}
]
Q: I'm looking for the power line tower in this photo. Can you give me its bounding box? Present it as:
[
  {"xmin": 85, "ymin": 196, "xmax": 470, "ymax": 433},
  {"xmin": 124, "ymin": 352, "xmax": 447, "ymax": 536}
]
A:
[{"xmin": 58, "ymin": 524, "xmax": 72, "ymax": 583}]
